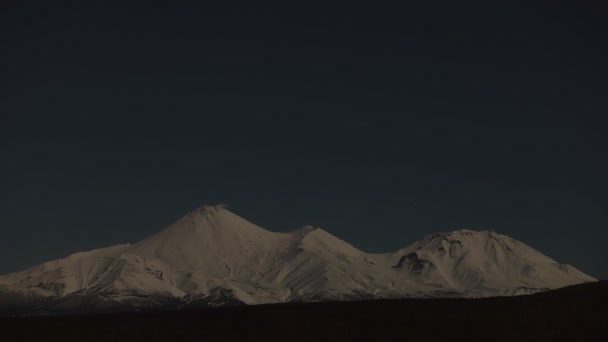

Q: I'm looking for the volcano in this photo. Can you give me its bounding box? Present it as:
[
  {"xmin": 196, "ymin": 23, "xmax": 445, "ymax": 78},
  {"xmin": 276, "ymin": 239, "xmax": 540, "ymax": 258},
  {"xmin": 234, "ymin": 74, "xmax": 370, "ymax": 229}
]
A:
[{"xmin": 0, "ymin": 205, "xmax": 595, "ymax": 314}]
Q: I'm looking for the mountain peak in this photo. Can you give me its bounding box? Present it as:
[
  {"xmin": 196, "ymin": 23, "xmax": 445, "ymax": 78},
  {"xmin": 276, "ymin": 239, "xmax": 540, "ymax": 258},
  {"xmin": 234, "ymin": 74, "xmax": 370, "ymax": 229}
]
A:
[
  {"xmin": 173, "ymin": 204, "xmax": 264, "ymax": 234},
  {"xmin": 125, "ymin": 205, "xmax": 278, "ymax": 271},
  {"xmin": 395, "ymin": 229, "xmax": 596, "ymax": 292},
  {"xmin": 0, "ymin": 208, "xmax": 596, "ymax": 311},
  {"xmin": 197, "ymin": 204, "xmax": 228, "ymax": 214},
  {"xmin": 188, "ymin": 204, "xmax": 230, "ymax": 221},
  {"xmin": 416, "ymin": 229, "xmax": 499, "ymax": 246}
]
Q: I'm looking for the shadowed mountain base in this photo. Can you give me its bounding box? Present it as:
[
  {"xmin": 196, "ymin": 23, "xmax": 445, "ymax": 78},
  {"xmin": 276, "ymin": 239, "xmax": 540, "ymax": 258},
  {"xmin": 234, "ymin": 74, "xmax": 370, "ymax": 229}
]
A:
[{"xmin": 0, "ymin": 281, "xmax": 606, "ymax": 341}]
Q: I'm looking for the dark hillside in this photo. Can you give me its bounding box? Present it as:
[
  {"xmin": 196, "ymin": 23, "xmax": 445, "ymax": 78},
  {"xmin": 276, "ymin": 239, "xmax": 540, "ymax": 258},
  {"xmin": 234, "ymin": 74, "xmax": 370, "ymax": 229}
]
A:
[{"xmin": 1, "ymin": 281, "xmax": 606, "ymax": 341}]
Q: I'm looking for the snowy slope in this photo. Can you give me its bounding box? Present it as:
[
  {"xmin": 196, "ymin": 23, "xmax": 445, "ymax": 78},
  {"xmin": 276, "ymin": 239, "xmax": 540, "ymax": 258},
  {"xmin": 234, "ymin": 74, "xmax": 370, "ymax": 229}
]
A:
[
  {"xmin": 0, "ymin": 205, "xmax": 597, "ymax": 311},
  {"xmin": 392, "ymin": 229, "xmax": 595, "ymax": 296}
]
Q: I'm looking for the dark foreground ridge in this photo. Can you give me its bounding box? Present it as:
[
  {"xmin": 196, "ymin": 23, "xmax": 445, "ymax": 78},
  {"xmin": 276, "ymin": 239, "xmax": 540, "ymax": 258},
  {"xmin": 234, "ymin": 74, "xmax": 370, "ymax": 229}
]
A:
[{"xmin": 1, "ymin": 281, "xmax": 606, "ymax": 341}]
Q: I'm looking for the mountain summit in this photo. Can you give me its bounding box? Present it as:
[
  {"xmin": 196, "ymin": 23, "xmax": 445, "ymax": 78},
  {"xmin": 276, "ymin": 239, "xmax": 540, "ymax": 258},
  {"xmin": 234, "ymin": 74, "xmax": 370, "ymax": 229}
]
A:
[
  {"xmin": 0, "ymin": 206, "xmax": 596, "ymax": 313},
  {"xmin": 392, "ymin": 229, "xmax": 593, "ymax": 295}
]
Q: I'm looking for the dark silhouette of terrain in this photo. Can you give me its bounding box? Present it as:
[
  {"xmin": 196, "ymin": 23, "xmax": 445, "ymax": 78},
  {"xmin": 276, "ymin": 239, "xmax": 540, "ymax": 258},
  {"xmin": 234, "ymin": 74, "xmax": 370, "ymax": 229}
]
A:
[{"xmin": 1, "ymin": 281, "xmax": 605, "ymax": 341}]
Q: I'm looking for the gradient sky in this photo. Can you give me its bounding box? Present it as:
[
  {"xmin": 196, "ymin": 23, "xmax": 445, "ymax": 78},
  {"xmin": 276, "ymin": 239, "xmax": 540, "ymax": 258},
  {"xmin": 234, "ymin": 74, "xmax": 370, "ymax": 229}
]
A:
[{"xmin": 1, "ymin": 1, "xmax": 607, "ymax": 279}]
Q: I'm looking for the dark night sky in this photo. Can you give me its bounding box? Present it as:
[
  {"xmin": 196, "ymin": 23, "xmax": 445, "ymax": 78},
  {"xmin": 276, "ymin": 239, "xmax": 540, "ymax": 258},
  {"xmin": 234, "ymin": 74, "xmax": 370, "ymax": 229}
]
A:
[{"xmin": 1, "ymin": 1, "xmax": 607, "ymax": 279}]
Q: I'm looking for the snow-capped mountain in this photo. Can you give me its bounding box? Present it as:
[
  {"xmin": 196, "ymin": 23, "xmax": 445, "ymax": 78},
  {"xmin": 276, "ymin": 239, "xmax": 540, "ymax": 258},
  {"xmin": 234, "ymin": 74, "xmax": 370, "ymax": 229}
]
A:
[
  {"xmin": 0, "ymin": 205, "xmax": 596, "ymax": 313},
  {"xmin": 392, "ymin": 229, "xmax": 594, "ymax": 296}
]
